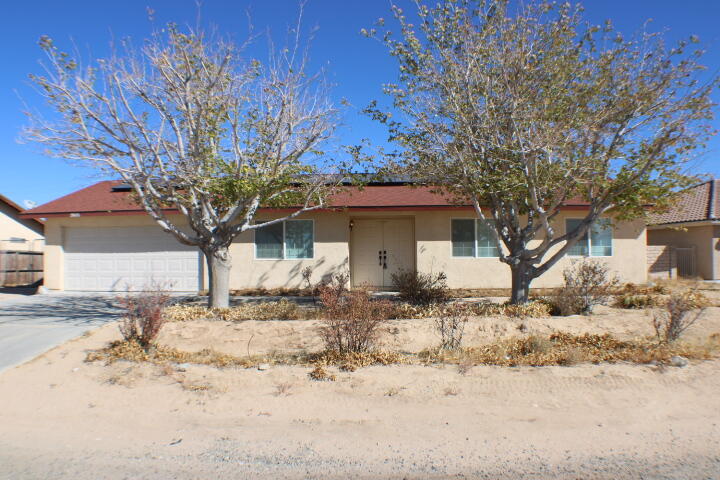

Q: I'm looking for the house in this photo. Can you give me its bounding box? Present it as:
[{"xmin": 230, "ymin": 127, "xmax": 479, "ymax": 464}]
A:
[
  {"xmin": 20, "ymin": 180, "xmax": 648, "ymax": 292},
  {"xmin": 0, "ymin": 194, "xmax": 44, "ymax": 252},
  {"xmin": 647, "ymin": 179, "xmax": 720, "ymax": 280}
]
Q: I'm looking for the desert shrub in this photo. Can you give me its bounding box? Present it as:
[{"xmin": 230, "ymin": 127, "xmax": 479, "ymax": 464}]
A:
[
  {"xmin": 652, "ymin": 290, "xmax": 708, "ymax": 343},
  {"xmin": 308, "ymin": 365, "xmax": 336, "ymax": 381},
  {"xmin": 391, "ymin": 269, "xmax": 450, "ymax": 305},
  {"xmin": 318, "ymin": 277, "xmax": 392, "ymax": 353},
  {"xmin": 435, "ymin": 303, "xmax": 469, "ymax": 350},
  {"xmin": 118, "ymin": 289, "xmax": 172, "ymax": 349},
  {"xmin": 546, "ymin": 259, "xmax": 618, "ymax": 315},
  {"xmin": 616, "ymin": 293, "xmax": 657, "ymax": 309},
  {"xmin": 614, "ymin": 283, "xmax": 667, "ymax": 309}
]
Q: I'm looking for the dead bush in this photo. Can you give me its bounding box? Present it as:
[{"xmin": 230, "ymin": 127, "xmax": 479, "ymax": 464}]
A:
[
  {"xmin": 308, "ymin": 365, "xmax": 336, "ymax": 381},
  {"xmin": 614, "ymin": 283, "xmax": 666, "ymax": 309},
  {"xmin": 652, "ymin": 290, "xmax": 708, "ymax": 343},
  {"xmin": 435, "ymin": 303, "xmax": 469, "ymax": 350},
  {"xmin": 118, "ymin": 288, "xmax": 172, "ymax": 349},
  {"xmin": 546, "ymin": 259, "xmax": 618, "ymax": 315},
  {"xmin": 317, "ymin": 278, "xmax": 392, "ymax": 353},
  {"xmin": 391, "ymin": 269, "xmax": 450, "ymax": 305}
]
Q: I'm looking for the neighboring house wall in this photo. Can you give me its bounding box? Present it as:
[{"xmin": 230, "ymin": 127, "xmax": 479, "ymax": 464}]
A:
[
  {"xmin": 0, "ymin": 201, "xmax": 44, "ymax": 252},
  {"xmin": 42, "ymin": 210, "xmax": 647, "ymax": 291},
  {"xmin": 647, "ymin": 225, "xmax": 716, "ymax": 280}
]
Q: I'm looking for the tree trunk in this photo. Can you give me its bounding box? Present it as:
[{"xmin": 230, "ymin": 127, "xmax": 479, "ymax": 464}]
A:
[
  {"xmin": 509, "ymin": 261, "xmax": 534, "ymax": 304},
  {"xmin": 204, "ymin": 246, "xmax": 231, "ymax": 308}
]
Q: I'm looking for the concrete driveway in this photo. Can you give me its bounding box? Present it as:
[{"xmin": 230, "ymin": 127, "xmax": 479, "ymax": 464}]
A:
[{"xmin": 0, "ymin": 292, "xmax": 121, "ymax": 374}]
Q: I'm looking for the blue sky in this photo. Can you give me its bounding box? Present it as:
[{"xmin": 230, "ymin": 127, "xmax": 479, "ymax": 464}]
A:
[{"xmin": 2, "ymin": 0, "xmax": 719, "ymax": 207}]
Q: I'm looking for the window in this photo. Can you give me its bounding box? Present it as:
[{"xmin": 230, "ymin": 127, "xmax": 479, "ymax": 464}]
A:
[
  {"xmin": 451, "ymin": 219, "xmax": 499, "ymax": 258},
  {"xmin": 255, "ymin": 220, "xmax": 314, "ymax": 259},
  {"xmin": 452, "ymin": 219, "xmax": 475, "ymax": 257},
  {"xmin": 565, "ymin": 218, "xmax": 612, "ymax": 257}
]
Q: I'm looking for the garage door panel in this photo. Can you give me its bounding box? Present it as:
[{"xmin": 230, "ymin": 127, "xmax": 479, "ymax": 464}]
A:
[{"xmin": 65, "ymin": 227, "xmax": 200, "ymax": 292}]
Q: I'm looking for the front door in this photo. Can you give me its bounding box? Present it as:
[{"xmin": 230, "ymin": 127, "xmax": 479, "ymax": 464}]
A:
[{"xmin": 350, "ymin": 218, "xmax": 414, "ymax": 288}]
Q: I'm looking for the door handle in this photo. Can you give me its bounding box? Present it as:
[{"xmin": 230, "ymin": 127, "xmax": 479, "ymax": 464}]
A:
[
  {"xmin": 378, "ymin": 250, "xmax": 382, "ymax": 266},
  {"xmin": 383, "ymin": 250, "xmax": 387, "ymax": 269}
]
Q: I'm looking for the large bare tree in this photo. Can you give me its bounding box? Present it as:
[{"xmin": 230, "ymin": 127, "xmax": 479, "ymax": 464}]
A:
[
  {"xmin": 23, "ymin": 20, "xmax": 343, "ymax": 307},
  {"xmin": 367, "ymin": 0, "xmax": 717, "ymax": 303}
]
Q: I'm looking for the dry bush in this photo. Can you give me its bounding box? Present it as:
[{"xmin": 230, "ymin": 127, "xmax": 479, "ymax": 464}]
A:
[
  {"xmin": 443, "ymin": 386, "xmax": 460, "ymax": 396},
  {"xmin": 652, "ymin": 290, "xmax": 708, "ymax": 343},
  {"xmin": 164, "ymin": 298, "xmax": 305, "ymax": 322},
  {"xmin": 391, "ymin": 269, "xmax": 450, "ymax": 305},
  {"xmin": 317, "ymin": 278, "xmax": 393, "ymax": 354},
  {"xmin": 274, "ymin": 381, "xmax": 293, "ymax": 396},
  {"xmin": 545, "ymin": 259, "xmax": 618, "ymax": 316},
  {"xmin": 118, "ymin": 289, "xmax": 172, "ymax": 349},
  {"xmin": 308, "ymin": 365, "xmax": 336, "ymax": 381},
  {"xmin": 435, "ymin": 303, "xmax": 469, "ymax": 350},
  {"xmin": 614, "ymin": 283, "xmax": 667, "ymax": 309},
  {"xmin": 420, "ymin": 332, "xmax": 718, "ymax": 367}
]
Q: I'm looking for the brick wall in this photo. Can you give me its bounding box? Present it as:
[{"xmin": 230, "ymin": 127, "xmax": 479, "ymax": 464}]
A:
[{"xmin": 647, "ymin": 245, "xmax": 676, "ymax": 279}]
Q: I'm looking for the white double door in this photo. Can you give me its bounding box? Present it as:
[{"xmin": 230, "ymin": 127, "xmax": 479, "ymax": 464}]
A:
[{"xmin": 350, "ymin": 218, "xmax": 414, "ymax": 288}]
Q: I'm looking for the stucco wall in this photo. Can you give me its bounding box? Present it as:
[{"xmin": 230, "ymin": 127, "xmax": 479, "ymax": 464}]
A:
[
  {"xmin": 647, "ymin": 225, "xmax": 716, "ymax": 280},
  {"xmin": 413, "ymin": 210, "xmax": 647, "ymax": 288},
  {"xmin": 0, "ymin": 202, "xmax": 44, "ymax": 251},
  {"xmin": 44, "ymin": 209, "xmax": 647, "ymax": 291},
  {"xmin": 226, "ymin": 210, "xmax": 350, "ymax": 290}
]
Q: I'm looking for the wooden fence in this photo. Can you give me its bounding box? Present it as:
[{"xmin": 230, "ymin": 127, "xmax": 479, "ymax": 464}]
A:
[{"xmin": 0, "ymin": 251, "xmax": 43, "ymax": 287}]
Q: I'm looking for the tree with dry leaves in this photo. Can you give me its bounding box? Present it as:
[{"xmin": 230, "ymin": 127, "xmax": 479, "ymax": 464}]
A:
[
  {"xmin": 24, "ymin": 19, "xmax": 344, "ymax": 307},
  {"xmin": 368, "ymin": 0, "xmax": 717, "ymax": 303}
]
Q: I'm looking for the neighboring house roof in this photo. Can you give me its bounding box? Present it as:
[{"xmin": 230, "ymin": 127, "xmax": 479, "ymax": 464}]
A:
[
  {"xmin": 20, "ymin": 180, "xmax": 594, "ymax": 218},
  {"xmin": 0, "ymin": 193, "xmax": 44, "ymax": 230},
  {"xmin": 647, "ymin": 179, "xmax": 719, "ymax": 226}
]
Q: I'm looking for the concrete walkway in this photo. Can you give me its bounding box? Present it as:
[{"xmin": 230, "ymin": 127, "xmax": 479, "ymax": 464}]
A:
[{"xmin": 0, "ymin": 292, "xmax": 121, "ymax": 374}]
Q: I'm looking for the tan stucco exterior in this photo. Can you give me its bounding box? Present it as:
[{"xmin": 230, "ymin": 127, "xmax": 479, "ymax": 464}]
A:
[
  {"xmin": 0, "ymin": 201, "xmax": 44, "ymax": 251},
  {"xmin": 647, "ymin": 223, "xmax": 719, "ymax": 280},
  {"xmin": 42, "ymin": 209, "xmax": 648, "ymax": 291}
]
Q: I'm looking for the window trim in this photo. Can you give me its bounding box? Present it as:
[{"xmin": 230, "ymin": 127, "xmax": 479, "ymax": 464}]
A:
[
  {"xmin": 565, "ymin": 217, "xmax": 613, "ymax": 258},
  {"xmin": 450, "ymin": 217, "xmax": 500, "ymax": 258},
  {"xmin": 253, "ymin": 218, "xmax": 315, "ymax": 261}
]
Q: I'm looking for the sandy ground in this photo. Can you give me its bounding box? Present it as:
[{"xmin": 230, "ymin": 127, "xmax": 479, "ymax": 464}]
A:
[{"xmin": 1, "ymin": 306, "xmax": 720, "ymax": 479}]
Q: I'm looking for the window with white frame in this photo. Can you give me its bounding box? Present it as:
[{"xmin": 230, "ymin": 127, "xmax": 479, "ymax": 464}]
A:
[
  {"xmin": 565, "ymin": 218, "xmax": 612, "ymax": 257},
  {"xmin": 255, "ymin": 219, "xmax": 314, "ymax": 259},
  {"xmin": 451, "ymin": 219, "xmax": 500, "ymax": 257}
]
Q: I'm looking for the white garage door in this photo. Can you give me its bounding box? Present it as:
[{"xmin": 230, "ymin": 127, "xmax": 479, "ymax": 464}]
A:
[{"xmin": 65, "ymin": 226, "xmax": 200, "ymax": 292}]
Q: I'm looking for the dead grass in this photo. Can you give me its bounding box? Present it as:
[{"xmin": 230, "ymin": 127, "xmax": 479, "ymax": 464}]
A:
[
  {"xmin": 420, "ymin": 332, "xmax": 720, "ymax": 367},
  {"xmin": 164, "ymin": 299, "xmax": 315, "ymax": 322},
  {"xmin": 87, "ymin": 331, "xmax": 719, "ymax": 373}
]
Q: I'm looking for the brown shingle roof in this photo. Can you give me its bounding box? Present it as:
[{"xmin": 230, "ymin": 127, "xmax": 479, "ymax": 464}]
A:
[
  {"xmin": 647, "ymin": 179, "xmax": 719, "ymax": 225},
  {"xmin": 20, "ymin": 180, "xmax": 595, "ymax": 218}
]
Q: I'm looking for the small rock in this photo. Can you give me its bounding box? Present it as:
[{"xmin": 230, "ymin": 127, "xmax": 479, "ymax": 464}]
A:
[
  {"xmin": 176, "ymin": 363, "xmax": 191, "ymax": 372},
  {"xmin": 257, "ymin": 363, "xmax": 270, "ymax": 371},
  {"xmin": 670, "ymin": 356, "xmax": 688, "ymax": 368}
]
